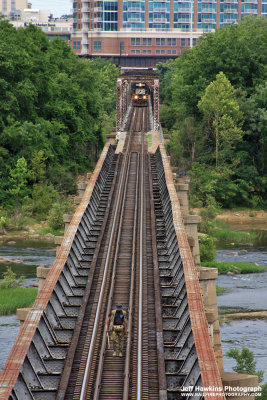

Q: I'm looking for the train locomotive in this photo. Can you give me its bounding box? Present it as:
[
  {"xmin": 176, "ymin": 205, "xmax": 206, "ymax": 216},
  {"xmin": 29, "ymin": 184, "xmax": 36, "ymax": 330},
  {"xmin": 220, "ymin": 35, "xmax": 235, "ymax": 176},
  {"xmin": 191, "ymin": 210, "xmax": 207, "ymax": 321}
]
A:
[{"xmin": 132, "ymin": 82, "xmax": 149, "ymax": 107}]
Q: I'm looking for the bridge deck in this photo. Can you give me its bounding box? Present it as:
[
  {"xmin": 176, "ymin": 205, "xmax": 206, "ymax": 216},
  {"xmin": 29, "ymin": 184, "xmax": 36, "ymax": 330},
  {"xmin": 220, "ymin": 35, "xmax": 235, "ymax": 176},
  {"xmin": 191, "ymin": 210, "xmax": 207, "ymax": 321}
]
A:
[{"xmin": 0, "ymin": 101, "xmax": 224, "ymax": 400}]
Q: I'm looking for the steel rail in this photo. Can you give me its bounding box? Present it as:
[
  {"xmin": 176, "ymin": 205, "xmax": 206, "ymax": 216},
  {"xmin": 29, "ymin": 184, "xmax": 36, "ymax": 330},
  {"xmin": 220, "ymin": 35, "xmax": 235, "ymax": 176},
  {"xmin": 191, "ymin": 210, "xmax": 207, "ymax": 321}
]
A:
[
  {"xmin": 93, "ymin": 152, "xmax": 139, "ymax": 399},
  {"xmin": 122, "ymin": 152, "xmax": 140, "ymax": 400},
  {"xmin": 79, "ymin": 108, "xmax": 138, "ymax": 400},
  {"xmin": 137, "ymin": 108, "xmax": 145, "ymax": 400},
  {"xmin": 56, "ymin": 153, "xmax": 122, "ymax": 400},
  {"xmin": 80, "ymin": 158, "xmax": 129, "ymax": 400}
]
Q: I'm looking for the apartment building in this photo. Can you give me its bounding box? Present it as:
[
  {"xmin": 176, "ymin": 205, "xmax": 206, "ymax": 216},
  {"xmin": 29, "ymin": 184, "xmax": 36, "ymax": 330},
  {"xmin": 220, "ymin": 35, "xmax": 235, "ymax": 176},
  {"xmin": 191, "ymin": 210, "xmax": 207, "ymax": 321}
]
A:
[{"xmin": 72, "ymin": 0, "xmax": 266, "ymax": 60}]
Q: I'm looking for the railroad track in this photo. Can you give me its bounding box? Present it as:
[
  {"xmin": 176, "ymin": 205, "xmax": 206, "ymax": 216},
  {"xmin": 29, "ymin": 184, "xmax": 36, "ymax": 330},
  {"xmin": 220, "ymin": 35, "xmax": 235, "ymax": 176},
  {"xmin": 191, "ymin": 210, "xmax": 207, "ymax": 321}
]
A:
[{"xmin": 57, "ymin": 106, "xmax": 166, "ymax": 400}]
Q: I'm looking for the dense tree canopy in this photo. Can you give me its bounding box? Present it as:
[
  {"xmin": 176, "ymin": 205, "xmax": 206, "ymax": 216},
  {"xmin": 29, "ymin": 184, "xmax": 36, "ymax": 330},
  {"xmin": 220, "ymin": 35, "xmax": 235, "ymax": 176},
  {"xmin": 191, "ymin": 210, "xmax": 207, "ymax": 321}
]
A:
[
  {"xmin": 158, "ymin": 16, "xmax": 267, "ymax": 208},
  {"xmin": 0, "ymin": 19, "xmax": 119, "ymax": 215}
]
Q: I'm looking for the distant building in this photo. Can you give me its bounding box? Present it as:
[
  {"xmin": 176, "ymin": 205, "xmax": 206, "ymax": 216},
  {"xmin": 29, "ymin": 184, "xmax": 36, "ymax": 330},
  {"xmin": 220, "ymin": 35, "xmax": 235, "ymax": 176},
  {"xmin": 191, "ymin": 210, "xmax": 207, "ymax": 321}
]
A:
[
  {"xmin": 0, "ymin": 0, "xmax": 30, "ymax": 20},
  {"xmin": 5, "ymin": 6, "xmax": 72, "ymax": 43},
  {"xmin": 71, "ymin": 0, "xmax": 267, "ymax": 64}
]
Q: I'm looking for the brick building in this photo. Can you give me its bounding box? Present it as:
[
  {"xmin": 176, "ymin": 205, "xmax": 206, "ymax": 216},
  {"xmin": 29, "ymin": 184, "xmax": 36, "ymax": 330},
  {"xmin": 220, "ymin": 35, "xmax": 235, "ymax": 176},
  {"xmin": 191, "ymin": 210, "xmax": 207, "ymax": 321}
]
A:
[{"xmin": 72, "ymin": 1, "xmax": 266, "ymax": 62}]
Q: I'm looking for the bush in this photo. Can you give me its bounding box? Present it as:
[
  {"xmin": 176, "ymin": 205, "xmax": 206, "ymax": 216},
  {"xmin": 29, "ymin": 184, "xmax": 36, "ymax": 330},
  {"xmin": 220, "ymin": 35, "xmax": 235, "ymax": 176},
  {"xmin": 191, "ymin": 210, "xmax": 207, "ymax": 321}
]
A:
[
  {"xmin": 227, "ymin": 347, "xmax": 264, "ymax": 383},
  {"xmin": 256, "ymin": 383, "xmax": 267, "ymax": 400},
  {"xmin": 32, "ymin": 183, "xmax": 59, "ymax": 217},
  {"xmin": 0, "ymin": 267, "xmax": 25, "ymax": 289},
  {"xmin": 199, "ymin": 234, "xmax": 216, "ymax": 262},
  {"xmin": 47, "ymin": 199, "xmax": 73, "ymax": 230},
  {"xmin": 199, "ymin": 196, "xmax": 221, "ymax": 235}
]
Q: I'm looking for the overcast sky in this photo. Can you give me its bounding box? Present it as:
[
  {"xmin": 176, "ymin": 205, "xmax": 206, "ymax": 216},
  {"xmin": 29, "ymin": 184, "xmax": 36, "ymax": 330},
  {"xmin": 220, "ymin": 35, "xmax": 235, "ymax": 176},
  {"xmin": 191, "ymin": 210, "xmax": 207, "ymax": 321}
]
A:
[{"xmin": 30, "ymin": 0, "xmax": 71, "ymax": 17}]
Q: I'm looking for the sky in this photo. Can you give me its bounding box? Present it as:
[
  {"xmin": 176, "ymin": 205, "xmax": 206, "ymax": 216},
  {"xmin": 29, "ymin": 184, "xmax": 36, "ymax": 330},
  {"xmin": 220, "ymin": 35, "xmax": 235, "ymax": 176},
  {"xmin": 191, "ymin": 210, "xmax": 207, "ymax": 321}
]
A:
[{"xmin": 30, "ymin": 0, "xmax": 71, "ymax": 17}]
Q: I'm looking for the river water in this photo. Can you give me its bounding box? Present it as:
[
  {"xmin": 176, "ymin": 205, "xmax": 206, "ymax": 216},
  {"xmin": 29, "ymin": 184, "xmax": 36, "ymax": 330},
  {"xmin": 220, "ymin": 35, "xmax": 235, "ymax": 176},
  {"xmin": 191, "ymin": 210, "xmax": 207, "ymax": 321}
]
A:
[
  {"xmin": 216, "ymin": 228, "xmax": 267, "ymax": 382},
  {"xmin": 0, "ymin": 234, "xmax": 267, "ymax": 382},
  {"xmin": 0, "ymin": 239, "xmax": 56, "ymax": 371}
]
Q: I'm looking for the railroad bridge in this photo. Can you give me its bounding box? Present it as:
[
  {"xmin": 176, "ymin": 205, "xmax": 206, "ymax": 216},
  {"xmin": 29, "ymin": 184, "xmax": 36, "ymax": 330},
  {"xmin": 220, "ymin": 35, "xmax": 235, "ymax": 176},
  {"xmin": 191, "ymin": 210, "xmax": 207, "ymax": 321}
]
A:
[{"xmin": 0, "ymin": 71, "xmax": 255, "ymax": 400}]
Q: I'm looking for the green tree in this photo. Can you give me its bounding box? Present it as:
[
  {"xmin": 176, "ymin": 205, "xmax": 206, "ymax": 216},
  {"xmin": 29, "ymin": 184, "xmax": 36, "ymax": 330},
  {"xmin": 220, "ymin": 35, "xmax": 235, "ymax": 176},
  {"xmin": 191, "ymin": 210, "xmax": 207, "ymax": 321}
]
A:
[
  {"xmin": 8, "ymin": 157, "xmax": 29, "ymax": 202},
  {"xmin": 227, "ymin": 348, "xmax": 264, "ymax": 383},
  {"xmin": 198, "ymin": 72, "xmax": 243, "ymax": 168},
  {"xmin": 0, "ymin": 20, "xmax": 118, "ymax": 211}
]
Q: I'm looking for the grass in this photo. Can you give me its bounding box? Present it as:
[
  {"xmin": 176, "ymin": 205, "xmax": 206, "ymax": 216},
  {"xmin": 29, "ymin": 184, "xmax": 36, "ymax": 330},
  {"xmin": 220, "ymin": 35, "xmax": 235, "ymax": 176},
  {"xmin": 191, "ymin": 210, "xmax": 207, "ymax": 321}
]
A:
[
  {"xmin": 202, "ymin": 261, "xmax": 267, "ymax": 274},
  {"xmin": 0, "ymin": 288, "xmax": 38, "ymax": 315},
  {"xmin": 147, "ymin": 133, "xmax": 152, "ymax": 148},
  {"xmin": 216, "ymin": 285, "xmax": 229, "ymax": 296},
  {"xmin": 36, "ymin": 226, "xmax": 64, "ymax": 236},
  {"xmin": 213, "ymin": 219, "xmax": 257, "ymax": 244},
  {"xmin": 213, "ymin": 228, "xmax": 256, "ymax": 243}
]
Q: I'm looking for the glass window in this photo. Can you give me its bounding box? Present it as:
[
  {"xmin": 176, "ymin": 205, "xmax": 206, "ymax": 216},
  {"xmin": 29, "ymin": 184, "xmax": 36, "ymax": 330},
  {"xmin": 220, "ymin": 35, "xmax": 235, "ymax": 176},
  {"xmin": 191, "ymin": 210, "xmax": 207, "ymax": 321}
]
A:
[
  {"xmin": 156, "ymin": 38, "xmax": 165, "ymax": 46},
  {"xmin": 73, "ymin": 41, "xmax": 77, "ymax": 50},
  {"xmin": 142, "ymin": 49, "xmax": 152, "ymax": 54},
  {"xmin": 143, "ymin": 38, "xmax": 152, "ymax": 46},
  {"xmin": 131, "ymin": 38, "xmax": 141, "ymax": 46},
  {"xmin": 156, "ymin": 49, "xmax": 165, "ymax": 55},
  {"xmin": 131, "ymin": 49, "xmax": 141, "ymax": 54},
  {"xmin": 120, "ymin": 41, "xmax": 124, "ymax": 51},
  {"xmin": 167, "ymin": 49, "xmax": 177, "ymax": 55},
  {"xmin": 77, "ymin": 41, "xmax": 81, "ymax": 50},
  {"xmin": 181, "ymin": 38, "xmax": 186, "ymax": 47},
  {"xmin": 167, "ymin": 38, "xmax": 177, "ymax": 46},
  {"xmin": 94, "ymin": 41, "xmax": 101, "ymax": 50}
]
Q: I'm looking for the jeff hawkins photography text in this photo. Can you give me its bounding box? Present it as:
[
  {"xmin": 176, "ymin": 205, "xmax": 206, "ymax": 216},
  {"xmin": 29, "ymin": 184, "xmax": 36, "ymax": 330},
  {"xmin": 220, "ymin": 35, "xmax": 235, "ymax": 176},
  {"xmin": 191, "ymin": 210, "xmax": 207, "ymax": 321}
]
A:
[{"xmin": 181, "ymin": 386, "xmax": 262, "ymax": 397}]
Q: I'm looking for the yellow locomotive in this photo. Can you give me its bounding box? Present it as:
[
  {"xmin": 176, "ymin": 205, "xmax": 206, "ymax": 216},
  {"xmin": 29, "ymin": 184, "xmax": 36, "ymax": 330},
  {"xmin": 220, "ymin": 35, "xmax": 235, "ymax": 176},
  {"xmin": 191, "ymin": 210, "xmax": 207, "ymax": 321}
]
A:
[{"xmin": 132, "ymin": 82, "xmax": 149, "ymax": 107}]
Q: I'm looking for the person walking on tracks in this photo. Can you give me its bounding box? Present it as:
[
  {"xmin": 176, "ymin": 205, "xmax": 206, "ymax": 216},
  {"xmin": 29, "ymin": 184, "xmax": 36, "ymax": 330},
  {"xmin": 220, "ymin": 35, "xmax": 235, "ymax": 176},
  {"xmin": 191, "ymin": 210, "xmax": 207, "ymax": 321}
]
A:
[{"xmin": 106, "ymin": 304, "xmax": 128, "ymax": 357}]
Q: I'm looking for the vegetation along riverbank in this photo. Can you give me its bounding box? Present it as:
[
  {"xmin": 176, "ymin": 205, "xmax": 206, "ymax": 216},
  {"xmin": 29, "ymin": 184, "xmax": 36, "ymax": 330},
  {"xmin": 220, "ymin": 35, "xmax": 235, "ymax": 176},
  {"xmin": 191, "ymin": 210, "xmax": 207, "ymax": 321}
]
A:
[
  {"xmin": 0, "ymin": 19, "xmax": 119, "ymax": 240},
  {"xmin": 0, "ymin": 268, "xmax": 38, "ymax": 315}
]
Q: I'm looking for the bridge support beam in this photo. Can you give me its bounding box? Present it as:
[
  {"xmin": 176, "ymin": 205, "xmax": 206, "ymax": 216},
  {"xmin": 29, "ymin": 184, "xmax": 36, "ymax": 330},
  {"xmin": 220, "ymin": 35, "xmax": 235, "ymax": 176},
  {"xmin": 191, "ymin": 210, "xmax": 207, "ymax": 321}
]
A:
[
  {"xmin": 16, "ymin": 308, "xmax": 31, "ymax": 327},
  {"xmin": 183, "ymin": 215, "xmax": 200, "ymax": 265},
  {"xmin": 37, "ymin": 266, "xmax": 51, "ymax": 291},
  {"xmin": 175, "ymin": 183, "xmax": 189, "ymax": 217},
  {"xmin": 63, "ymin": 214, "xmax": 73, "ymax": 233},
  {"xmin": 198, "ymin": 267, "xmax": 224, "ymax": 372},
  {"xmin": 221, "ymin": 372, "xmax": 258, "ymax": 400}
]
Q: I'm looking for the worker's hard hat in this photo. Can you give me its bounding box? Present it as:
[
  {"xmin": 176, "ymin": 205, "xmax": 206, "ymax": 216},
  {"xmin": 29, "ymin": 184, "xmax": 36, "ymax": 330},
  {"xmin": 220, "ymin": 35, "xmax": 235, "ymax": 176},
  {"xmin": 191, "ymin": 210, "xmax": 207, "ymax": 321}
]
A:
[{"xmin": 116, "ymin": 304, "xmax": 122, "ymax": 310}]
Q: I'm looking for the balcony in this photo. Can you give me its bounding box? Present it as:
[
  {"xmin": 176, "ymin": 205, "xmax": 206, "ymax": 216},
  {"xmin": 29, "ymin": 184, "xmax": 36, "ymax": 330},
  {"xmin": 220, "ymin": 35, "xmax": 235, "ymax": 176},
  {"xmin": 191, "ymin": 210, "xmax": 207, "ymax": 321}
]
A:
[
  {"xmin": 128, "ymin": 18, "xmax": 142, "ymax": 22},
  {"xmin": 201, "ymin": 18, "xmax": 216, "ymax": 23},
  {"xmin": 152, "ymin": 8, "xmax": 168, "ymax": 12},
  {"xmin": 224, "ymin": 0, "xmax": 238, "ymax": 2},
  {"xmin": 244, "ymin": 8, "xmax": 258, "ymax": 13},
  {"xmin": 82, "ymin": 17, "xmax": 90, "ymax": 22},
  {"xmin": 244, "ymin": 0, "xmax": 258, "ymax": 3},
  {"xmin": 81, "ymin": 38, "xmax": 89, "ymax": 45},
  {"xmin": 224, "ymin": 18, "xmax": 238, "ymax": 23},
  {"xmin": 201, "ymin": 8, "xmax": 215, "ymax": 12},
  {"xmin": 176, "ymin": 8, "xmax": 191, "ymax": 12},
  {"xmin": 81, "ymin": 7, "xmax": 90, "ymax": 12},
  {"xmin": 94, "ymin": 17, "xmax": 103, "ymax": 22},
  {"xmin": 176, "ymin": 18, "xmax": 191, "ymax": 22},
  {"xmin": 127, "ymin": 7, "xmax": 142, "ymax": 12},
  {"xmin": 94, "ymin": 7, "xmax": 103, "ymax": 12},
  {"xmin": 153, "ymin": 18, "xmax": 168, "ymax": 22},
  {"xmin": 223, "ymin": 8, "xmax": 238, "ymax": 13}
]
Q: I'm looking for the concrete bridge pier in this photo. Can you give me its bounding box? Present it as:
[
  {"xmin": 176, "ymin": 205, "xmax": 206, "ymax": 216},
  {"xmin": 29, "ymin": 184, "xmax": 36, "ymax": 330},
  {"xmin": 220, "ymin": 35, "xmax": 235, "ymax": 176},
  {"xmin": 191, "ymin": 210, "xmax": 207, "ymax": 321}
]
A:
[
  {"xmin": 183, "ymin": 214, "xmax": 200, "ymax": 266},
  {"xmin": 17, "ymin": 266, "xmax": 52, "ymax": 326},
  {"xmin": 63, "ymin": 214, "xmax": 73, "ymax": 233},
  {"xmin": 175, "ymin": 183, "xmax": 189, "ymax": 217},
  {"xmin": 198, "ymin": 267, "xmax": 224, "ymax": 372}
]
